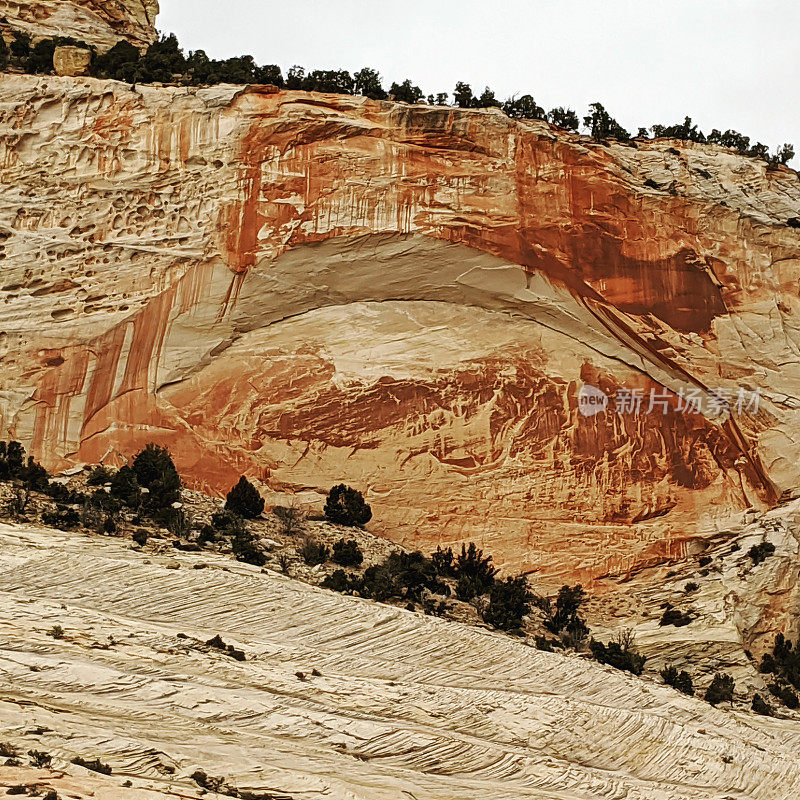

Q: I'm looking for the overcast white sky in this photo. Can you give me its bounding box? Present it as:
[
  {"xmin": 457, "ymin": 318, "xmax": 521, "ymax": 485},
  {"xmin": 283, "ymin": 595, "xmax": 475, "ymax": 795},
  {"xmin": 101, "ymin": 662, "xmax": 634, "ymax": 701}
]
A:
[{"xmin": 158, "ymin": 0, "xmax": 798, "ymax": 157}]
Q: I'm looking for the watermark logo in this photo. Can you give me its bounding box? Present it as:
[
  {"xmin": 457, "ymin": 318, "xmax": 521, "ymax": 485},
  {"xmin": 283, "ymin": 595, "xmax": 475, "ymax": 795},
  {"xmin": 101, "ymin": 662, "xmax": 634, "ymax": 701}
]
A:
[
  {"xmin": 578, "ymin": 384, "xmax": 609, "ymax": 417},
  {"xmin": 577, "ymin": 384, "xmax": 760, "ymax": 417}
]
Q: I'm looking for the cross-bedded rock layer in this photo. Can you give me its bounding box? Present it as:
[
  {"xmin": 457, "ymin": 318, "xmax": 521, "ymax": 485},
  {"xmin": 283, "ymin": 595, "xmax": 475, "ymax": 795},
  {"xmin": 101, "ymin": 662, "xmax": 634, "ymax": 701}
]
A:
[
  {"xmin": 1, "ymin": 75, "xmax": 799, "ymax": 577},
  {"xmin": 0, "ymin": 0, "xmax": 158, "ymax": 52}
]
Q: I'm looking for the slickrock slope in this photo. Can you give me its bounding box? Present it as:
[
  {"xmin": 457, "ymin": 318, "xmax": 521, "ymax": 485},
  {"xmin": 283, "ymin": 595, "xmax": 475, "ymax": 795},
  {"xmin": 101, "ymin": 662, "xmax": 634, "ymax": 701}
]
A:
[
  {"xmin": 0, "ymin": 0, "xmax": 158, "ymax": 51},
  {"xmin": 1, "ymin": 74, "xmax": 800, "ymax": 575},
  {"xmin": 1, "ymin": 521, "xmax": 800, "ymax": 800}
]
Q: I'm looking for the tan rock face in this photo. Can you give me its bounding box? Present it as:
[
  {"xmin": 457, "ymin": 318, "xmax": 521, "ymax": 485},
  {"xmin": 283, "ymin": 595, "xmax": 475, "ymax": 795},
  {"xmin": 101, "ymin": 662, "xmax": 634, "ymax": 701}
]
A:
[
  {"xmin": 1, "ymin": 75, "xmax": 799, "ymax": 577},
  {"xmin": 0, "ymin": 0, "xmax": 158, "ymax": 51},
  {"xmin": 53, "ymin": 44, "xmax": 92, "ymax": 76}
]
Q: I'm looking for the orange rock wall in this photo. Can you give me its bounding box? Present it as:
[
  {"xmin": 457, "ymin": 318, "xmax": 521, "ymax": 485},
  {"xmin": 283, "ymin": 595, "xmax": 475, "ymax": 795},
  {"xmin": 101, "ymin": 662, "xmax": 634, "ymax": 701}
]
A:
[{"xmin": 2, "ymin": 75, "xmax": 800, "ymax": 582}]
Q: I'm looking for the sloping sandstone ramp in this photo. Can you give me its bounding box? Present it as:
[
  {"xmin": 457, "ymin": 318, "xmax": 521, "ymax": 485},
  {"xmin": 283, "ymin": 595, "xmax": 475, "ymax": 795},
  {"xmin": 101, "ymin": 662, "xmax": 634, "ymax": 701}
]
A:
[{"xmin": 1, "ymin": 522, "xmax": 799, "ymax": 799}]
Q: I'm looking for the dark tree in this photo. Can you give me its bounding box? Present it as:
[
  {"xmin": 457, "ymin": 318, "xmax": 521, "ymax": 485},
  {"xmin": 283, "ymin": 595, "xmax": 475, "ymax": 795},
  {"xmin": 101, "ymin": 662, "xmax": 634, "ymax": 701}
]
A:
[
  {"xmin": 747, "ymin": 542, "xmax": 775, "ymax": 565},
  {"xmin": 358, "ymin": 550, "xmax": 443, "ymax": 602},
  {"xmin": 548, "ymin": 107, "xmax": 580, "ymax": 131},
  {"xmin": 22, "ymin": 457, "xmax": 50, "ymax": 492},
  {"xmin": 0, "ymin": 34, "xmax": 8, "ymax": 70},
  {"xmin": 300, "ymin": 537, "xmax": 329, "ymax": 566},
  {"xmin": 503, "ymin": 94, "xmax": 545, "ymax": 120},
  {"xmin": 453, "ymin": 81, "xmax": 475, "ymax": 108},
  {"xmin": 324, "ymin": 484, "xmax": 372, "ymax": 527},
  {"xmin": 752, "ymin": 693, "xmax": 772, "ymax": 716},
  {"xmin": 454, "ymin": 542, "xmax": 497, "ymax": 598},
  {"xmin": 231, "ymin": 527, "xmax": 266, "ymax": 566},
  {"xmin": 131, "ymin": 443, "xmax": 181, "ymax": 509},
  {"xmin": 431, "ymin": 545, "xmax": 457, "ymax": 577},
  {"xmin": 354, "ymin": 67, "xmax": 387, "ymax": 100},
  {"xmin": 286, "ymin": 65, "xmax": 306, "ymax": 89},
  {"xmin": 110, "ymin": 465, "xmax": 141, "ymax": 507},
  {"xmin": 390, "ymin": 79, "xmax": 423, "ymax": 104},
  {"xmin": 434, "ymin": 92, "xmax": 449, "ymax": 106},
  {"xmin": 483, "ymin": 576, "xmax": 532, "ymax": 630},
  {"xmin": 475, "ymin": 86, "xmax": 501, "ymax": 108},
  {"xmin": 26, "ymin": 38, "xmax": 56, "ymax": 74},
  {"xmin": 87, "ymin": 465, "xmax": 113, "ymax": 486},
  {"xmin": 305, "ymin": 69, "xmax": 354, "ymax": 94},
  {"xmin": 10, "ymin": 32, "xmax": 31, "ymax": 64},
  {"xmin": 542, "ymin": 585, "xmax": 587, "ymax": 636},
  {"xmin": 225, "ymin": 476, "xmax": 265, "ymax": 519},
  {"xmin": 590, "ymin": 631, "xmax": 645, "ymax": 675},
  {"xmin": 705, "ymin": 673, "xmax": 735, "ymax": 706},
  {"xmin": 583, "ymin": 102, "xmax": 630, "ymax": 141},
  {"xmin": 95, "ymin": 39, "xmax": 140, "ymax": 81},
  {"xmin": 0, "ymin": 441, "xmax": 26, "ymax": 480},
  {"xmin": 331, "ymin": 538, "xmax": 364, "ymax": 567},
  {"xmin": 773, "ymin": 144, "xmax": 795, "ymax": 165},
  {"xmin": 650, "ymin": 116, "xmax": 706, "ymax": 143},
  {"xmin": 138, "ymin": 33, "xmax": 186, "ymax": 83},
  {"xmin": 255, "ymin": 63, "xmax": 284, "ymax": 87}
]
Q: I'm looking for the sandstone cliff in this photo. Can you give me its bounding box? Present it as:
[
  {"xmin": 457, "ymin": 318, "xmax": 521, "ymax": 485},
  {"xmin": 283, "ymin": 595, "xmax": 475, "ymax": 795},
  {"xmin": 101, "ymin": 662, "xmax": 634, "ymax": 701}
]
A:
[
  {"xmin": 0, "ymin": 0, "xmax": 158, "ymax": 51},
  {"xmin": 1, "ymin": 75, "xmax": 799, "ymax": 580}
]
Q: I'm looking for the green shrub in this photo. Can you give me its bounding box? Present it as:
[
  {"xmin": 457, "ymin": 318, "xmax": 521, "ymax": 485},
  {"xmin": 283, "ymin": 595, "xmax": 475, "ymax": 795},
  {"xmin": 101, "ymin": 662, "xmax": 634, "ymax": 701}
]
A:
[
  {"xmin": 87, "ymin": 465, "xmax": 113, "ymax": 486},
  {"xmin": 131, "ymin": 443, "xmax": 181, "ymax": 510},
  {"xmin": 590, "ymin": 630, "xmax": 645, "ymax": 675},
  {"xmin": 41, "ymin": 506, "xmax": 80, "ymax": 530},
  {"xmin": 331, "ymin": 538, "xmax": 363, "ymax": 567},
  {"xmin": 324, "ymin": 484, "xmax": 372, "ymax": 527},
  {"xmin": 0, "ymin": 33, "xmax": 8, "ymax": 70},
  {"xmin": 660, "ymin": 665, "xmax": 694, "ymax": 695},
  {"xmin": 300, "ymin": 538, "xmax": 329, "ymax": 566},
  {"xmin": 90, "ymin": 489, "xmax": 123, "ymax": 513},
  {"xmin": 685, "ymin": 581, "xmax": 699, "ymax": 592},
  {"xmin": 454, "ymin": 543, "xmax": 497, "ymax": 596},
  {"xmin": 482, "ymin": 576, "xmax": 532, "ymax": 630},
  {"xmin": 704, "ymin": 673, "xmax": 735, "ymax": 706},
  {"xmin": 759, "ymin": 633, "xmax": 800, "ymax": 692},
  {"xmin": 768, "ymin": 681, "xmax": 799, "ymax": 709},
  {"xmin": 431, "ymin": 545, "xmax": 456, "ymax": 577},
  {"xmin": 0, "ymin": 441, "xmax": 25, "ymax": 480},
  {"xmin": 356, "ymin": 550, "xmax": 445, "ymax": 602},
  {"xmin": 26, "ymin": 38, "xmax": 56, "ymax": 74},
  {"xmin": 659, "ymin": 607, "xmax": 693, "ymax": 627},
  {"xmin": 224, "ymin": 476, "xmax": 264, "ymax": 518},
  {"xmin": 583, "ymin": 102, "xmax": 630, "ymax": 141},
  {"xmin": 231, "ymin": 528, "xmax": 266, "ymax": 567},
  {"xmin": 321, "ymin": 569, "xmax": 354, "ymax": 593},
  {"xmin": 752, "ymin": 693, "xmax": 773, "ymax": 716},
  {"xmin": 747, "ymin": 542, "xmax": 775, "ymax": 565},
  {"xmin": 71, "ymin": 756, "xmax": 111, "ymax": 775},
  {"xmin": 132, "ymin": 528, "xmax": 148, "ymax": 547},
  {"xmin": 28, "ymin": 749, "xmax": 52, "ymax": 767},
  {"xmin": 538, "ymin": 585, "xmax": 590, "ymax": 644}
]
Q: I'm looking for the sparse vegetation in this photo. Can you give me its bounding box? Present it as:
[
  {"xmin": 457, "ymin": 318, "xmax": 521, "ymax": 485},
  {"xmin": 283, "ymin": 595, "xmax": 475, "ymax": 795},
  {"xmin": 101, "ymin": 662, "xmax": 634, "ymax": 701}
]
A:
[
  {"xmin": 536, "ymin": 584, "xmax": 590, "ymax": 646},
  {"xmin": 231, "ymin": 526, "xmax": 266, "ymax": 567},
  {"xmin": 41, "ymin": 506, "xmax": 80, "ymax": 530},
  {"xmin": 590, "ymin": 630, "xmax": 646, "ymax": 675},
  {"xmin": 660, "ymin": 665, "xmax": 694, "ymax": 695},
  {"xmin": 28, "ymin": 749, "xmax": 52, "ymax": 768},
  {"xmin": 71, "ymin": 755, "xmax": 112, "ymax": 775},
  {"xmin": 47, "ymin": 625, "xmax": 64, "ymax": 640},
  {"xmin": 205, "ymin": 634, "xmax": 246, "ymax": 661},
  {"xmin": 300, "ymin": 538, "xmax": 329, "ymax": 566},
  {"xmin": 758, "ymin": 633, "xmax": 800, "ymax": 708},
  {"xmin": 273, "ymin": 504, "xmax": 304, "ymax": 535}
]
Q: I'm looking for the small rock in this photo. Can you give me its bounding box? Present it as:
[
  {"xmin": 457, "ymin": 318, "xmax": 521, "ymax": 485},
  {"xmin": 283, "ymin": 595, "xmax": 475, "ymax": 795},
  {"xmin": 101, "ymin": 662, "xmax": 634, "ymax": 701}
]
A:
[{"xmin": 165, "ymin": 560, "xmax": 180, "ymax": 570}]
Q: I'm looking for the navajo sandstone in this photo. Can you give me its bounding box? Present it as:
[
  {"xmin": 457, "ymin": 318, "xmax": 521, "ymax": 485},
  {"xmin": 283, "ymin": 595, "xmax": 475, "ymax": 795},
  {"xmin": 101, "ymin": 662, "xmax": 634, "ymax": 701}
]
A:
[
  {"xmin": 1, "ymin": 521, "xmax": 799, "ymax": 800},
  {"xmin": 1, "ymin": 73, "xmax": 799, "ymax": 583}
]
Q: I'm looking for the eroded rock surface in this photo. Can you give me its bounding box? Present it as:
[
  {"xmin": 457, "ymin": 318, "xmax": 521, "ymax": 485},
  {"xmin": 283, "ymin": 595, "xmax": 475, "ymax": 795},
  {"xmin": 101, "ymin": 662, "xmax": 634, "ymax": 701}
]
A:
[
  {"xmin": 1, "ymin": 522, "xmax": 800, "ymax": 800},
  {"xmin": 1, "ymin": 75, "xmax": 800, "ymax": 575},
  {"xmin": 0, "ymin": 0, "xmax": 158, "ymax": 51}
]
